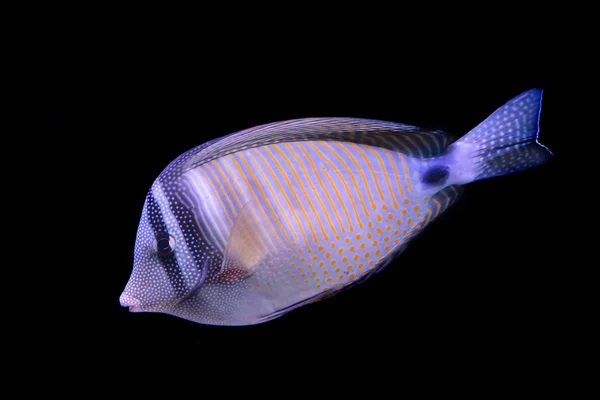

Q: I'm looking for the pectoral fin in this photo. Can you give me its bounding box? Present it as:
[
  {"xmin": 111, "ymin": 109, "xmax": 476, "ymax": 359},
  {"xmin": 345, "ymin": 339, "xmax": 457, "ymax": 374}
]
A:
[{"xmin": 218, "ymin": 201, "xmax": 268, "ymax": 282}]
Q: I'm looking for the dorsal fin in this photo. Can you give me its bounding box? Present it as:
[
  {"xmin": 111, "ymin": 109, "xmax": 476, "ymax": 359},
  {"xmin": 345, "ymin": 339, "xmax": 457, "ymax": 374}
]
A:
[{"xmin": 184, "ymin": 118, "xmax": 452, "ymax": 171}]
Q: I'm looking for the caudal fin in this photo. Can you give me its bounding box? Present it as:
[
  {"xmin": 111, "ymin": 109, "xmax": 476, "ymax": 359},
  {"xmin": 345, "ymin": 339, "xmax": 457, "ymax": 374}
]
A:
[{"xmin": 453, "ymin": 89, "xmax": 552, "ymax": 182}]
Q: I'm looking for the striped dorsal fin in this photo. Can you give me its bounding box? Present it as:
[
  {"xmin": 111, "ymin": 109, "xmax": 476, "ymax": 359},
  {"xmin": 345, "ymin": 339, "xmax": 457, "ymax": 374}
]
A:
[{"xmin": 184, "ymin": 118, "xmax": 452, "ymax": 171}]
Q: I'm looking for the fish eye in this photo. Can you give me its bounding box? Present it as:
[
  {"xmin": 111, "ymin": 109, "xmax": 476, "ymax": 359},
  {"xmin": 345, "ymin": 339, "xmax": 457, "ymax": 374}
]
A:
[{"xmin": 154, "ymin": 232, "xmax": 175, "ymax": 255}]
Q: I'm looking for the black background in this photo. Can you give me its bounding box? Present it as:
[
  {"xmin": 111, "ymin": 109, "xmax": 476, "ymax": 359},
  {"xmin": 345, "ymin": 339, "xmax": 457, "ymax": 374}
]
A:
[{"xmin": 33, "ymin": 12, "xmax": 584, "ymax": 381}]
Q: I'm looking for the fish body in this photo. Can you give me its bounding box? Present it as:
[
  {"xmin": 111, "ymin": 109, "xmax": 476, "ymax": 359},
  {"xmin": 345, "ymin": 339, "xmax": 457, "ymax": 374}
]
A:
[{"xmin": 120, "ymin": 89, "xmax": 551, "ymax": 325}]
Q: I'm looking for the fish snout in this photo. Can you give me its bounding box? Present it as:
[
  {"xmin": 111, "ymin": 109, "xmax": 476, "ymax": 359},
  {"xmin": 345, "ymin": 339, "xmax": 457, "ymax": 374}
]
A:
[{"xmin": 119, "ymin": 292, "xmax": 143, "ymax": 313}]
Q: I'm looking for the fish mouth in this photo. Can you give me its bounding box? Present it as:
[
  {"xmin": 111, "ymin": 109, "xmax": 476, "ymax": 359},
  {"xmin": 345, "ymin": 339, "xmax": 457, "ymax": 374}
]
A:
[
  {"xmin": 119, "ymin": 292, "xmax": 163, "ymax": 312},
  {"xmin": 120, "ymin": 292, "xmax": 146, "ymax": 312}
]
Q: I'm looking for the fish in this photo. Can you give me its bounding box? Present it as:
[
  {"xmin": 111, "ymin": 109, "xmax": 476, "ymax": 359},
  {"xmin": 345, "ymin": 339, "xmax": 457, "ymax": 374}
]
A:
[{"xmin": 120, "ymin": 89, "xmax": 551, "ymax": 326}]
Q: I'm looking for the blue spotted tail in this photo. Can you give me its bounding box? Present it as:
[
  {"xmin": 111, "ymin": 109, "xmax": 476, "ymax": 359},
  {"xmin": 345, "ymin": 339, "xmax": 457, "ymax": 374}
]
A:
[{"xmin": 448, "ymin": 89, "xmax": 552, "ymax": 183}]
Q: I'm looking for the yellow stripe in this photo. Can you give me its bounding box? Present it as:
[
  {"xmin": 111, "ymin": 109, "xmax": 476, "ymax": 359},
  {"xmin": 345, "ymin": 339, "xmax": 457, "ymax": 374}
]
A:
[
  {"xmin": 432, "ymin": 199, "xmax": 442, "ymax": 218},
  {"xmin": 187, "ymin": 170, "xmax": 228, "ymax": 249},
  {"xmin": 235, "ymin": 153, "xmax": 289, "ymax": 247},
  {"xmin": 263, "ymin": 146, "xmax": 318, "ymax": 244},
  {"xmin": 331, "ymin": 142, "xmax": 372, "ymax": 217},
  {"xmin": 197, "ymin": 167, "xmax": 234, "ymax": 226},
  {"xmin": 216, "ymin": 157, "xmax": 276, "ymax": 252},
  {"xmin": 179, "ymin": 182, "xmax": 222, "ymax": 253},
  {"xmin": 227, "ymin": 155, "xmax": 279, "ymax": 251},
  {"xmin": 398, "ymin": 152, "xmax": 413, "ymax": 192},
  {"xmin": 320, "ymin": 142, "xmax": 367, "ymax": 224},
  {"xmin": 297, "ymin": 143, "xmax": 347, "ymax": 234},
  {"xmin": 251, "ymin": 148, "xmax": 308, "ymax": 247},
  {"xmin": 273, "ymin": 145, "xmax": 326, "ymax": 243},
  {"xmin": 220, "ymin": 158, "xmax": 249, "ymax": 203},
  {"xmin": 307, "ymin": 142, "xmax": 356, "ymax": 231},
  {"xmin": 215, "ymin": 157, "xmax": 275, "ymax": 257},
  {"xmin": 204, "ymin": 163, "xmax": 237, "ymax": 219},
  {"xmin": 382, "ymin": 148, "xmax": 404, "ymax": 203},
  {"xmin": 285, "ymin": 143, "xmax": 335, "ymax": 239},
  {"xmin": 246, "ymin": 151, "xmax": 295, "ymax": 241},
  {"xmin": 346, "ymin": 143, "xmax": 379, "ymax": 209},
  {"xmin": 365, "ymin": 145, "xmax": 397, "ymax": 209},
  {"xmin": 424, "ymin": 208, "xmax": 433, "ymax": 225},
  {"xmin": 212, "ymin": 160, "xmax": 244, "ymax": 208}
]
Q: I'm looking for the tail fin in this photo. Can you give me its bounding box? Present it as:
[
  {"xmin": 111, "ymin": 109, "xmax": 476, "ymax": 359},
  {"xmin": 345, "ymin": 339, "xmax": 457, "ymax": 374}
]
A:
[{"xmin": 452, "ymin": 89, "xmax": 552, "ymax": 182}]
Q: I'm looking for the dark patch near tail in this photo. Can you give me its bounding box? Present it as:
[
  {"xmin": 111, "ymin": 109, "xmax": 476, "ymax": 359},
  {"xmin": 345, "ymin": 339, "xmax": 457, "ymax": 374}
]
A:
[{"xmin": 422, "ymin": 165, "xmax": 450, "ymax": 186}]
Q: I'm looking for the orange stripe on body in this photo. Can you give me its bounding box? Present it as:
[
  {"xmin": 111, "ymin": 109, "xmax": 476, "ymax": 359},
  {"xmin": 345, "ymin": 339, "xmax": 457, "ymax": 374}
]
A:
[
  {"xmin": 307, "ymin": 142, "xmax": 356, "ymax": 232},
  {"xmin": 220, "ymin": 158, "xmax": 249, "ymax": 203},
  {"xmin": 320, "ymin": 142, "xmax": 365, "ymax": 227},
  {"xmin": 346, "ymin": 143, "xmax": 380, "ymax": 209},
  {"xmin": 212, "ymin": 157, "xmax": 273, "ymax": 260},
  {"xmin": 204, "ymin": 163, "xmax": 238, "ymax": 217},
  {"xmin": 382, "ymin": 148, "xmax": 404, "ymax": 205},
  {"xmin": 198, "ymin": 167, "xmax": 234, "ymax": 226},
  {"xmin": 297, "ymin": 142, "xmax": 346, "ymax": 234},
  {"xmin": 220, "ymin": 156, "xmax": 273, "ymax": 250},
  {"xmin": 227, "ymin": 155, "xmax": 280, "ymax": 251},
  {"xmin": 398, "ymin": 153, "xmax": 413, "ymax": 192},
  {"xmin": 263, "ymin": 146, "xmax": 318, "ymax": 244},
  {"xmin": 187, "ymin": 169, "xmax": 229, "ymax": 249},
  {"xmin": 237, "ymin": 153, "xmax": 291, "ymax": 245},
  {"xmin": 273, "ymin": 145, "xmax": 328, "ymax": 242},
  {"xmin": 213, "ymin": 160, "xmax": 245, "ymax": 208},
  {"xmin": 180, "ymin": 179, "xmax": 223, "ymax": 253},
  {"xmin": 251, "ymin": 148, "xmax": 308, "ymax": 247},
  {"xmin": 330, "ymin": 142, "xmax": 371, "ymax": 217},
  {"xmin": 246, "ymin": 151, "xmax": 296, "ymax": 241},
  {"xmin": 286, "ymin": 143, "xmax": 338, "ymax": 238},
  {"xmin": 364, "ymin": 145, "xmax": 397, "ymax": 209}
]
